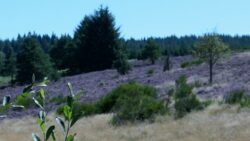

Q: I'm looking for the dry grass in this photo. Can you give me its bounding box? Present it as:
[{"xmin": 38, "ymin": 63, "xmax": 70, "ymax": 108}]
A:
[{"xmin": 1, "ymin": 104, "xmax": 250, "ymax": 141}]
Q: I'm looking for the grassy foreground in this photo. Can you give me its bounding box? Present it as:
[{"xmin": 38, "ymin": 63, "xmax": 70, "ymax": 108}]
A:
[{"xmin": 1, "ymin": 104, "xmax": 250, "ymax": 141}]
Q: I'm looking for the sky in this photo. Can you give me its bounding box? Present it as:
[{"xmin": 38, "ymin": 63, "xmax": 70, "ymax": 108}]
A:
[{"xmin": 0, "ymin": 0, "xmax": 250, "ymax": 40}]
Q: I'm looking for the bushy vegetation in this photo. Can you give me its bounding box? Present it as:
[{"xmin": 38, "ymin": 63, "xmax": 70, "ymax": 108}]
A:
[
  {"xmin": 224, "ymin": 90, "xmax": 250, "ymax": 107},
  {"xmin": 173, "ymin": 75, "xmax": 206, "ymax": 118},
  {"xmin": 163, "ymin": 55, "xmax": 171, "ymax": 71},
  {"xmin": 142, "ymin": 38, "xmax": 161, "ymax": 64},
  {"xmin": 56, "ymin": 82, "xmax": 166, "ymax": 125},
  {"xmin": 101, "ymin": 82, "xmax": 166, "ymax": 125},
  {"xmin": 113, "ymin": 49, "xmax": 131, "ymax": 75},
  {"xmin": 15, "ymin": 93, "xmax": 34, "ymax": 108},
  {"xmin": 146, "ymin": 69, "xmax": 155, "ymax": 76},
  {"xmin": 181, "ymin": 59, "xmax": 203, "ymax": 68}
]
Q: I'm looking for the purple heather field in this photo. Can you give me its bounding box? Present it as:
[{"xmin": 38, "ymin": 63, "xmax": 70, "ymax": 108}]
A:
[{"xmin": 1, "ymin": 52, "xmax": 250, "ymax": 118}]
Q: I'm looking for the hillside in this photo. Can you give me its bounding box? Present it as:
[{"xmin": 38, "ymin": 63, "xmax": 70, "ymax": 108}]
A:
[{"xmin": 0, "ymin": 51, "xmax": 250, "ymax": 118}]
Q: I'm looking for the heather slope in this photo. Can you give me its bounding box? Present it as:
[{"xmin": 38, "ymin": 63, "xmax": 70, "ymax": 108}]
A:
[{"xmin": 1, "ymin": 52, "xmax": 250, "ymax": 118}]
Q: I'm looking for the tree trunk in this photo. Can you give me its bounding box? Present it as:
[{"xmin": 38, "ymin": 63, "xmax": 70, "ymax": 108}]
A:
[
  {"xmin": 209, "ymin": 59, "xmax": 213, "ymax": 84},
  {"xmin": 151, "ymin": 59, "xmax": 155, "ymax": 64}
]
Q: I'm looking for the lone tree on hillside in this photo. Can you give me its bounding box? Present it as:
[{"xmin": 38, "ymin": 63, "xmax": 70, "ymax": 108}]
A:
[
  {"xmin": 142, "ymin": 38, "xmax": 161, "ymax": 64},
  {"xmin": 163, "ymin": 49, "xmax": 171, "ymax": 71},
  {"xmin": 194, "ymin": 33, "xmax": 229, "ymax": 84},
  {"xmin": 74, "ymin": 6, "xmax": 120, "ymax": 72},
  {"xmin": 16, "ymin": 38, "xmax": 53, "ymax": 83},
  {"xmin": 113, "ymin": 39, "xmax": 131, "ymax": 75}
]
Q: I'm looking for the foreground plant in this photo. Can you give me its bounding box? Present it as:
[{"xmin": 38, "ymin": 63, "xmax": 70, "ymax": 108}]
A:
[
  {"xmin": 32, "ymin": 80, "xmax": 80, "ymax": 141},
  {"xmin": 55, "ymin": 82, "xmax": 81, "ymax": 141}
]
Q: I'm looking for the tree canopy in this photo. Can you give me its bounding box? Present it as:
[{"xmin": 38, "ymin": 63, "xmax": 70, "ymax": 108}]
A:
[
  {"xmin": 193, "ymin": 33, "xmax": 229, "ymax": 84},
  {"xmin": 16, "ymin": 38, "xmax": 54, "ymax": 83},
  {"xmin": 74, "ymin": 6, "xmax": 120, "ymax": 72}
]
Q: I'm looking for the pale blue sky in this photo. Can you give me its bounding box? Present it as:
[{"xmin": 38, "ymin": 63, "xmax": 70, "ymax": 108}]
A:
[{"xmin": 0, "ymin": 0, "xmax": 250, "ymax": 39}]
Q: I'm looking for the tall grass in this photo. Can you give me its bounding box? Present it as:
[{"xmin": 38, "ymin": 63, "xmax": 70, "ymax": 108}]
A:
[{"xmin": 1, "ymin": 104, "xmax": 250, "ymax": 141}]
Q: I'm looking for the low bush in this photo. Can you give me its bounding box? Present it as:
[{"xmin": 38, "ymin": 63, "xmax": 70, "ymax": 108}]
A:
[
  {"xmin": 146, "ymin": 69, "xmax": 155, "ymax": 76},
  {"xmin": 96, "ymin": 81, "xmax": 157, "ymax": 113},
  {"xmin": 112, "ymin": 93, "xmax": 165, "ymax": 125},
  {"xmin": 15, "ymin": 93, "xmax": 34, "ymax": 108},
  {"xmin": 57, "ymin": 102, "xmax": 97, "ymax": 117},
  {"xmin": 0, "ymin": 104, "xmax": 11, "ymax": 113},
  {"xmin": 181, "ymin": 59, "xmax": 203, "ymax": 68},
  {"xmin": 50, "ymin": 95, "xmax": 67, "ymax": 105},
  {"xmin": 174, "ymin": 94, "xmax": 202, "ymax": 118},
  {"xmin": 224, "ymin": 90, "xmax": 250, "ymax": 107},
  {"xmin": 57, "ymin": 82, "xmax": 167, "ymax": 125},
  {"xmin": 173, "ymin": 75, "xmax": 205, "ymax": 118}
]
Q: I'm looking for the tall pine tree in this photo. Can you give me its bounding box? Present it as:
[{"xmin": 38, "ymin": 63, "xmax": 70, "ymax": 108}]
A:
[{"xmin": 74, "ymin": 6, "xmax": 120, "ymax": 72}]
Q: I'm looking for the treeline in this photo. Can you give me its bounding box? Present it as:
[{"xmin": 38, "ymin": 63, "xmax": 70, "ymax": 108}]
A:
[
  {"xmin": 1, "ymin": 6, "xmax": 250, "ymax": 84},
  {"xmin": 126, "ymin": 35, "xmax": 250, "ymax": 59}
]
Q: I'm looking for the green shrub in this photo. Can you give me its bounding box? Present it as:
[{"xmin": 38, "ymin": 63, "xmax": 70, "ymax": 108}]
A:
[
  {"xmin": 174, "ymin": 95, "xmax": 202, "ymax": 118},
  {"xmin": 174, "ymin": 75, "xmax": 192, "ymax": 99},
  {"xmin": 173, "ymin": 75, "xmax": 204, "ymax": 118},
  {"xmin": 96, "ymin": 81, "xmax": 157, "ymax": 113},
  {"xmin": 0, "ymin": 104, "xmax": 11, "ymax": 113},
  {"xmin": 15, "ymin": 93, "xmax": 34, "ymax": 108},
  {"xmin": 112, "ymin": 93, "xmax": 165, "ymax": 125},
  {"xmin": 98, "ymin": 80, "xmax": 106, "ymax": 87},
  {"xmin": 224, "ymin": 90, "xmax": 244, "ymax": 104},
  {"xmin": 56, "ymin": 82, "xmax": 166, "ymax": 125},
  {"xmin": 224, "ymin": 90, "xmax": 250, "ymax": 107},
  {"xmin": 180, "ymin": 61, "xmax": 190, "ymax": 68},
  {"xmin": 104, "ymin": 82, "xmax": 165, "ymax": 125},
  {"xmin": 113, "ymin": 56, "xmax": 131, "ymax": 75},
  {"xmin": 57, "ymin": 102, "xmax": 97, "ymax": 117},
  {"xmin": 181, "ymin": 59, "xmax": 203, "ymax": 68},
  {"xmin": 163, "ymin": 55, "xmax": 171, "ymax": 71},
  {"xmin": 146, "ymin": 69, "xmax": 155, "ymax": 76},
  {"xmin": 50, "ymin": 95, "xmax": 67, "ymax": 105}
]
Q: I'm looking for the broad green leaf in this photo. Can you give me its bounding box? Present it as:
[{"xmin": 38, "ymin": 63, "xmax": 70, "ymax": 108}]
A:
[
  {"xmin": 46, "ymin": 125, "xmax": 55, "ymax": 140},
  {"xmin": 38, "ymin": 111, "xmax": 46, "ymax": 121},
  {"xmin": 38, "ymin": 77, "xmax": 50, "ymax": 87},
  {"xmin": 67, "ymin": 82, "xmax": 75, "ymax": 97},
  {"xmin": 56, "ymin": 117, "xmax": 65, "ymax": 133},
  {"xmin": 67, "ymin": 96, "xmax": 74, "ymax": 108},
  {"xmin": 70, "ymin": 114, "xmax": 80, "ymax": 127},
  {"xmin": 63, "ymin": 105, "xmax": 72, "ymax": 120},
  {"xmin": 20, "ymin": 92, "xmax": 31, "ymax": 98},
  {"xmin": 32, "ymin": 133, "xmax": 41, "ymax": 141},
  {"xmin": 2, "ymin": 96, "xmax": 10, "ymax": 106},
  {"xmin": 39, "ymin": 89, "xmax": 45, "ymax": 100},
  {"xmin": 23, "ymin": 84, "xmax": 33, "ymax": 93},
  {"xmin": 66, "ymin": 135, "xmax": 75, "ymax": 141},
  {"xmin": 33, "ymin": 97, "xmax": 44, "ymax": 109},
  {"xmin": 37, "ymin": 118, "xmax": 46, "ymax": 133},
  {"xmin": 32, "ymin": 74, "xmax": 36, "ymax": 84}
]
